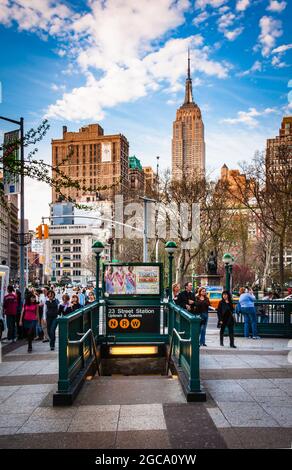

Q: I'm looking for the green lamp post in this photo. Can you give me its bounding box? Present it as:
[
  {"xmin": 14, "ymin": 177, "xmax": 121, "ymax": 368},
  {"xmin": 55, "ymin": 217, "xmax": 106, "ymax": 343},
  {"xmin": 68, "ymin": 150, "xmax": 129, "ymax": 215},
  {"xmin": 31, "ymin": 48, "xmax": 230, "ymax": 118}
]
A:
[
  {"xmin": 92, "ymin": 241, "xmax": 104, "ymax": 302},
  {"xmin": 222, "ymin": 253, "xmax": 234, "ymax": 292},
  {"xmin": 165, "ymin": 241, "xmax": 177, "ymax": 301}
]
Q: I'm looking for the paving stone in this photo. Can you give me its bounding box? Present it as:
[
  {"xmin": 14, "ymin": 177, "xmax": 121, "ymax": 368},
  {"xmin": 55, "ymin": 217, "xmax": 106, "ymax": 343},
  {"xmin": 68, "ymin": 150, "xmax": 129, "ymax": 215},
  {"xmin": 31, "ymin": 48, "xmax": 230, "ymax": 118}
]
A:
[
  {"xmin": 206, "ymin": 408, "xmax": 231, "ymax": 428},
  {"xmin": 0, "ymin": 403, "xmax": 39, "ymax": 415},
  {"xmin": 76, "ymin": 405, "xmax": 120, "ymax": 414},
  {"xmin": 118, "ymin": 413, "xmax": 166, "ymax": 432},
  {"xmin": 17, "ymin": 384, "xmax": 55, "ymax": 394},
  {"xmin": 119, "ymin": 403, "xmax": 163, "ymax": 418},
  {"xmin": 68, "ymin": 415, "xmax": 118, "ymax": 433},
  {"xmin": 0, "ymin": 414, "xmax": 30, "ymax": 427},
  {"xmin": 260, "ymin": 405, "xmax": 292, "ymax": 427},
  {"xmin": 163, "ymin": 403, "xmax": 227, "ymax": 449},
  {"xmin": 32, "ymin": 406, "xmax": 78, "ymax": 419},
  {"xmin": 216, "ymin": 402, "xmax": 280, "ymax": 427},
  {"xmin": 0, "ymin": 432, "xmax": 116, "ymax": 449},
  {"xmin": 208, "ymin": 391, "xmax": 254, "ymax": 403},
  {"xmin": 220, "ymin": 427, "xmax": 292, "ymax": 449},
  {"xmin": 0, "ymin": 427, "xmax": 20, "ymax": 436},
  {"xmin": 17, "ymin": 417, "xmax": 71, "ymax": 434},
  {"xmin": 116, "ymin": 430, "xmax": 171, "ymax": 449}
]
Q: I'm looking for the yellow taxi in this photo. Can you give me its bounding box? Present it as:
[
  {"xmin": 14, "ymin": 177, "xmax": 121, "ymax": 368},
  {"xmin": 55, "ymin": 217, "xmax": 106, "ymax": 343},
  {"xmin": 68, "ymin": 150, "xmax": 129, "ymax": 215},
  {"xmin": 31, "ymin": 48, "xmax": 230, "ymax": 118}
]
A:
[{"xmin": 206, "ymin": 287, "xmax": 239, "ymax": 310}]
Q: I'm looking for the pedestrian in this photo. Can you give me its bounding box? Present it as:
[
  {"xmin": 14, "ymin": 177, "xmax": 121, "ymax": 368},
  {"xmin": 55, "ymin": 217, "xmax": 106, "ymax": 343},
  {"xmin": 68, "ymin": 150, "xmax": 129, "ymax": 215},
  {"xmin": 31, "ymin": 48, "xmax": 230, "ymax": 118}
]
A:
[
  {"xmin": 39, "ymin": 287, "xmax": 49, "ymax": 343},
  {"xmin": 15, "ymin": 289, "xmax": 23, "ymax": 340},
  {"xmin": 58, "ymin": 294, "xmax": 72, "ymax": 316},
  {"xmin": 239, "ymin": 287, "xmax": 260, "ymax": 339},
  {"xmin": 217, "ymin": 290, "xmax": 236, "ymax": 348},
  {"xmin": 78, "ymin": 288, "xmax": 86, "ymax": 306},
  {"xmin": 196, "ymin": 287, "xmax": 210, "ymax": 347},
  {"xmin": 85, "ymin": 291, "xmax": 96, "ymax": 305},
  {"xmin": 19, "ymin": 293, "xmax": 40, "ymax": 353},
  {"xmin": 177, "ymin": 282, "xmax": 196, "ymax": 312},
  {"xmin": 71, "ymin": 294, "xmax": 82, "ymax": 311},
  {"xmin": 44, "ymin": 290, "xmax": 59, "ymax": 351},
  {"xmin": 259, "ymin": 291, "xmax": 272, "ymax": 323},
  {"xmin": 172, "ymin": 283, "xmax": 181, "ymax": 304},
  {"xmin": 3, "ymin": 285, "xmax": 18, "ymax": 343}
]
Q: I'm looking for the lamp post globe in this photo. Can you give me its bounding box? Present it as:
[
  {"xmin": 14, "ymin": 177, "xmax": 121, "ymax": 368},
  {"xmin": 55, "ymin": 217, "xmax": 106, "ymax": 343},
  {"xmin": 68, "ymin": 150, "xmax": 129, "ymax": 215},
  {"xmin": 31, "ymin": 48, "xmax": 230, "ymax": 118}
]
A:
[
  {"xmin": 165, "ymin": 241, "xmax": 177, "ymax": 300},
  {"xmin": 92, "ymin": 241, "xmax": 104, "ymax": 301}
]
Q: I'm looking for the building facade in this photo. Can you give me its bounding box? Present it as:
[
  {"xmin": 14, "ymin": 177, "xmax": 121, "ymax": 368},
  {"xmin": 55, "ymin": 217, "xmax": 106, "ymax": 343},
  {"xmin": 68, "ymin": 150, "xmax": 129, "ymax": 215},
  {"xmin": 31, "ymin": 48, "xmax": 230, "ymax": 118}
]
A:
[
  {"xmin": 44, "ymin": 224, "xmax": 110, "ymax": 285},
  {"xmin": 51, "ymin": 124, "xmax": 129, "ymax": 203},
  {"xmin": 172, "ymin": 53, "xmax": 205, "ymax": 180},
  {"xmin": 266, "ymin": 116, "xmax": 292, "ymax": 178}
]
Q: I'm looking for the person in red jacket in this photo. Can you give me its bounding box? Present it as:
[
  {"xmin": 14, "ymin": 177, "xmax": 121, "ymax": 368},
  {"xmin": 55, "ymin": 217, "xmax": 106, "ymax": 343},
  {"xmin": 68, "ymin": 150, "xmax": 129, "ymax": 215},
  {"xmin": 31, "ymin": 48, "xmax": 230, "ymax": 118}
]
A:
[{"xmin": 3, "ymin": 285, "xmax": 18, "ymax": 342}]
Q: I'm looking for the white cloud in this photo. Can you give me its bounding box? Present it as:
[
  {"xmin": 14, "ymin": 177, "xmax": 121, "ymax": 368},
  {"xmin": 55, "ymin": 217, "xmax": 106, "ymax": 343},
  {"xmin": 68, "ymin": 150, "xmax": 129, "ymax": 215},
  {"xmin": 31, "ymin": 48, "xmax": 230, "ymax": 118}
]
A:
[
  {"xmin": 271, "ymin": 56, "xmax": 288, "ymax": 68},
  {"xmin": 236, "ymin": 0, "xmax": 250, "ymax": 12},
  {"xmin": 195, "ymin": 0, "xmax": 228, "ymax": 9},
  {"xmin": 51, "ymin": 83, "xmax": 66, "ymax": 92},
  {"xmin": 267, "ymin": 1, "xmax": 287, "ymax": 13},
  {"xmin": 238, "ymin": 60, "xmax": 262, "ymax": 77},
  {"xmin": 258, "ymin": 16, "xmax": 283, "ymax": 56},
  {"xmin": 193, "ymin": 11, "xmax": 209, "ymax": 25},
  {"xmin": 46, "ymin": 36, "xmax": 230, "ymax": 121},
  {"xmin": 217, "ymin": 12, "xmax": 244, "ymax": 41},
  {"xmin": 272, "ymin": 43, "xmax": 292, "ymax": 54},
  {"xmin": 221, "ymin": 107, "xmax": 278, "ymax": 127},
  {"xmin": 224, "ymin": 27, "xmax": 244, "ymax": 41}
]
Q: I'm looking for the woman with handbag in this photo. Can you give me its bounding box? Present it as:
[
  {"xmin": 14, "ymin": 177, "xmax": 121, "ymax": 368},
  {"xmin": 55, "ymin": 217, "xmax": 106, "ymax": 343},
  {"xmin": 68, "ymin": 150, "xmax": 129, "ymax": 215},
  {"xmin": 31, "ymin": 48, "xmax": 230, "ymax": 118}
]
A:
[
  {"xmin": 217, "ymin": 291, "xmax": 236, "ymax": 348},
  {"xmin": 196, "ymin": 287, "xmax": 210, "ymax": 347}
]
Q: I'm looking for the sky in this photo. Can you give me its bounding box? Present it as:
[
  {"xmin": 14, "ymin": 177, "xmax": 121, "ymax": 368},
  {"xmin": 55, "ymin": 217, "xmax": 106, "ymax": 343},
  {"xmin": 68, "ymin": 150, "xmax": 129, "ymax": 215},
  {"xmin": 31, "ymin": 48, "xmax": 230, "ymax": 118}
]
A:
[{"xmin": 0, "ymin": 0, "xmax": 291, "ymax": 229}]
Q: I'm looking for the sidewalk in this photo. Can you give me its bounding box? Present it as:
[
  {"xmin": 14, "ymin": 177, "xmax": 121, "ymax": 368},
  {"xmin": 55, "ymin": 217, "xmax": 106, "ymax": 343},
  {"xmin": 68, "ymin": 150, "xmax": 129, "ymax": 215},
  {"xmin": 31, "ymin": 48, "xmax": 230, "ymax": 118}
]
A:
[{"xmin": 0, "ymin": 331, "xmax": 291, "ymax": 449}]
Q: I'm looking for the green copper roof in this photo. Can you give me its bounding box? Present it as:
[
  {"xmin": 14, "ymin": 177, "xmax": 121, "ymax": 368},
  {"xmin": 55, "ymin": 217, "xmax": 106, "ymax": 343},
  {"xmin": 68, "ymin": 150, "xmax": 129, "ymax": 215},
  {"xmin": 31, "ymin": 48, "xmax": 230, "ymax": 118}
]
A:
[{"xmin": 129, "ymin": 155, "xmax": 142, "ymax": 171}]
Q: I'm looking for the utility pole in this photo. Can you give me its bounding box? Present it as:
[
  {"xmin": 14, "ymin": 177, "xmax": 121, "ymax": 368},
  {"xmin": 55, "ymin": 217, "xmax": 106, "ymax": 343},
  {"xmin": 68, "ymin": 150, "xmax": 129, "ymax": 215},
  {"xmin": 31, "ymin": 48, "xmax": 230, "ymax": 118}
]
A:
[{"xmin": 155, "ymin": 156, "xmax": 160, "ymax": 263}]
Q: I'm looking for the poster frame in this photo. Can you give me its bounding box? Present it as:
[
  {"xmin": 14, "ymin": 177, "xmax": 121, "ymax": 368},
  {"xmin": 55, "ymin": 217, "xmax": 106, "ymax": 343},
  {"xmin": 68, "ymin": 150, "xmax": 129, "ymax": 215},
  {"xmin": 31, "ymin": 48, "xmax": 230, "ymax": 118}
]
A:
[{"xmin": 102, "ymin": 262, "xmax": 163, "ymax": 299}]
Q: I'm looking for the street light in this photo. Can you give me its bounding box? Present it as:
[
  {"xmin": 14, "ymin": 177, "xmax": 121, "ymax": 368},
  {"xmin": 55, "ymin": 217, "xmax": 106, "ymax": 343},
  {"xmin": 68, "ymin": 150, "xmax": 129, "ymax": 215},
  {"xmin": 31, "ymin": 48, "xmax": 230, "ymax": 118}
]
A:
[
  {"xmin": 222, "ymin": 253, "xmax": 234, "ymax": 292},
  {"xmin": 165, "ymin": 241, "xmax": 177, "ymax": 301},
  {"xmin": 92, "ymin": 241, "xmax": 104, "ymax": 302}
]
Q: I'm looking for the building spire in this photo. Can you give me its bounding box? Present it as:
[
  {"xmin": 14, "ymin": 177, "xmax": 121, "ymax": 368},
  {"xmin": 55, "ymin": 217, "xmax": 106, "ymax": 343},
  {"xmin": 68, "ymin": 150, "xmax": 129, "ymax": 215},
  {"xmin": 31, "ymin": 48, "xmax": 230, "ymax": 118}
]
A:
[{"xmin": 184, "ymin": 48, "xmax": 193, "ymax": 104}]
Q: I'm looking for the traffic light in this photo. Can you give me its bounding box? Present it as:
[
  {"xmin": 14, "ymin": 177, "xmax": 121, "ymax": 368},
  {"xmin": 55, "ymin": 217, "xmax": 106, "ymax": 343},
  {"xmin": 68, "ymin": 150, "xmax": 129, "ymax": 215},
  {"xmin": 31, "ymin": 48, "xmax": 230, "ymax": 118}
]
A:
[
  {"xmin": 43, "ymin": 224, "xmax": 49, "ymax": 239},
  {"xmin": 36, "ymin": 225, "xmax": 43, "ymax": 239}
]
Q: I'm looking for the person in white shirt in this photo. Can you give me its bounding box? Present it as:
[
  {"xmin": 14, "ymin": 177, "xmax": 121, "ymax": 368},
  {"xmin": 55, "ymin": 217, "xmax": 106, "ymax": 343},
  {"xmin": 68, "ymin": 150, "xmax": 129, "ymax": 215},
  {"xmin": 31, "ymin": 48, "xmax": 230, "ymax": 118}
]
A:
[{"xmin": 39, "ymin": 287, "xmax": 49, "ymax": 343}]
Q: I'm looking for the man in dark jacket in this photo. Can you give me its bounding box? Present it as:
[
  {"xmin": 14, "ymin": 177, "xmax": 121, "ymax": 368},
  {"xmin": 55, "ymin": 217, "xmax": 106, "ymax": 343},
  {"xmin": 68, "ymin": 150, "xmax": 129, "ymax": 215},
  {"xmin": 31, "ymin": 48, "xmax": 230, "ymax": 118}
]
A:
[{"xmin": 177, "ymin": 282, "xmax": 196, "ymax": 313}]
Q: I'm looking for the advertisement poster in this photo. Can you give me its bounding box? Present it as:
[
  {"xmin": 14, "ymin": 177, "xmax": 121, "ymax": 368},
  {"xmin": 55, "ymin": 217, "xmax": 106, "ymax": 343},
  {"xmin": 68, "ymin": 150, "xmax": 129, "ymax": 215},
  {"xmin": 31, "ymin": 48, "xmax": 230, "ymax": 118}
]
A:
[
  {"xmin": 104, "ymin": 265, "xmax": 160, "ymax": 296},
  {"xmin": 3, "ymin": 130, "xmax": 20, "ymax": 195},
  {"xmin": 101, "ymin": 142, "xmax": 112, "ymax": 162}
]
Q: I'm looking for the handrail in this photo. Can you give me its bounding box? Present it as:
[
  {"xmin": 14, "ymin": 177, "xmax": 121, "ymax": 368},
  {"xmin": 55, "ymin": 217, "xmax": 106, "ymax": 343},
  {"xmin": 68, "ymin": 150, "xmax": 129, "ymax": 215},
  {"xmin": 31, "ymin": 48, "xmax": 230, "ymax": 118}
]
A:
[
  {"xmin": 68, "ymin": 328, "xmax": 100, "ymax": 376},
  {"xmin": 165, "ymin": 328, "xmax": 190, "ymax": 375}
]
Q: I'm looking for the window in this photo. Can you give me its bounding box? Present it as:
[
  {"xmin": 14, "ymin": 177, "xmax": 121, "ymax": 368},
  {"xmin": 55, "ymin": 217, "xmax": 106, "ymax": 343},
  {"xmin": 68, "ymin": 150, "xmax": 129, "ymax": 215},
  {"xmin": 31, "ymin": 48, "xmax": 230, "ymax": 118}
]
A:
[
  {"xmin": 73, "ymin": 246, "xmax": 81, "ymax": 252},
  {"xmin": 63, "ymin": 247, "xmax": 71, "ymax": 253},
  {"xmin": 63, "ymin": 263, "xmax": 71, "ymax": 268},
  {"xmin": 73, "ymin": 254, "xmax": 81, "ymax": 260},
  {"xmin": 73, "ymin": 270, "xmax": 81, "ymax": 276},
  {"xmin": 63, "ymin": 239, "xmax": 71, "ymax": 244},
  {"xmin": 73, "ymin": 262, "xmax": 81, "ymax": 268},
  {"xmin": 52, "ymin": 239, "xmax": 61, "ymax": 245}
]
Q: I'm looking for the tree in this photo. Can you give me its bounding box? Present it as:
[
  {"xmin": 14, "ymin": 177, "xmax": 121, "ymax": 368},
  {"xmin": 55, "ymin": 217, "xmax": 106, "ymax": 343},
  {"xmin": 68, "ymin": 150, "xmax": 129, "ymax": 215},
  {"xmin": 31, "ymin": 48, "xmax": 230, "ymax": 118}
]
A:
[
  {"xmin": 227, "ymin": 146, "xmax": 292, "ymax": 290},
  {"xmin": 0, "ymin": 120, "xmax": 118, "ymax": 224}
]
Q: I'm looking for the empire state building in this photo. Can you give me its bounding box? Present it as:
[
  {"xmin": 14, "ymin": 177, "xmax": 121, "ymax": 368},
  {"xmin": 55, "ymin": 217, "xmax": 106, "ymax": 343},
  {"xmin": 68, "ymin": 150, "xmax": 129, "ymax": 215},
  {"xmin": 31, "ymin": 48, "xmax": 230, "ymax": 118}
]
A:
[{"xmin": 172, "ymin": 52, "xmax": 205, "ymax": 180}]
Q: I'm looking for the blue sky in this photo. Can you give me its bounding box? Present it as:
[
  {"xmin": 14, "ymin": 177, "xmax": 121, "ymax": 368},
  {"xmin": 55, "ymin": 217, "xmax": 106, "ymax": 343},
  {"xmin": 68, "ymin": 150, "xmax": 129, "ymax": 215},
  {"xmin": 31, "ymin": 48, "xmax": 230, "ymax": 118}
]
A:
[{"xmin": 0, "ymin": 0, "xmax": 291, "ymax": 228}]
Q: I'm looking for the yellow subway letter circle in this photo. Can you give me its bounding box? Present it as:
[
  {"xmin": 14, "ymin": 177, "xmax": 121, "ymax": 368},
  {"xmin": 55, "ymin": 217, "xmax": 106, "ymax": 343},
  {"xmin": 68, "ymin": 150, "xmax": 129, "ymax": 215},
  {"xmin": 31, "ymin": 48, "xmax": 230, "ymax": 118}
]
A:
[
  {"xmin": 120, "ymin": 319, "xmax": 130, "ymax": 329},
  {"xmin": 108, "ymin": 319, "xmax": 119, "ymax": 329},
  {"xmin": 131, "ymin": 319, "xmax": 141, "ymax": 329}
]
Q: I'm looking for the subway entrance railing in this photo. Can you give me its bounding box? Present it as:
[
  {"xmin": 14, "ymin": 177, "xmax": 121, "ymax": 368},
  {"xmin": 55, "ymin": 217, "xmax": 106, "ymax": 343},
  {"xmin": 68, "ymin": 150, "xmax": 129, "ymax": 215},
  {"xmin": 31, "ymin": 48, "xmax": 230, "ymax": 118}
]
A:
[{"xmin": 53, "ymin": 262, "xmax": 206, "ymax": 405}]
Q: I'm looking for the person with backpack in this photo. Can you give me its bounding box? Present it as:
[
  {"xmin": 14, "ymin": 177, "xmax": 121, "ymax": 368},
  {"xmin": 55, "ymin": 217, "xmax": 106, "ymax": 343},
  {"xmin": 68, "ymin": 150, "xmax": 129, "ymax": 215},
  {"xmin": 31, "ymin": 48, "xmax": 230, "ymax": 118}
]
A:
[
  {"xmin": 19, "ymin": 292, "xmax": 40, "ymax": 353},
  {"xmin": 3, "ymin": 285, "xmax": 18, "ymax": 343},
  {"xmin": 43, "ymin": 290, "xmax": 59, "ymax": 351}
]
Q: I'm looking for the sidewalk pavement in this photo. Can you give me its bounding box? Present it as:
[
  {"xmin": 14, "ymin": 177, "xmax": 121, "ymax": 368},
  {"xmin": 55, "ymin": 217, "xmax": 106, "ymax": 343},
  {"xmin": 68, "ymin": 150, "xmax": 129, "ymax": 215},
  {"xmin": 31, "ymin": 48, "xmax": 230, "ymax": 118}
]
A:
[{"xmin": 0, "ymin": 330, "xmax": 291, "ymax": 449}]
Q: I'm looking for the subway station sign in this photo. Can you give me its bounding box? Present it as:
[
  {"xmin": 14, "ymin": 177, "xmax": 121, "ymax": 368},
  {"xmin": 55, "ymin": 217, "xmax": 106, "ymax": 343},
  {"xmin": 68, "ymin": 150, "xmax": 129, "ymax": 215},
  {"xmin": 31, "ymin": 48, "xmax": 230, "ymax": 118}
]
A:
[{"xmin": 106, "ymin": 306, "xmax": 160, "ymax": 334}]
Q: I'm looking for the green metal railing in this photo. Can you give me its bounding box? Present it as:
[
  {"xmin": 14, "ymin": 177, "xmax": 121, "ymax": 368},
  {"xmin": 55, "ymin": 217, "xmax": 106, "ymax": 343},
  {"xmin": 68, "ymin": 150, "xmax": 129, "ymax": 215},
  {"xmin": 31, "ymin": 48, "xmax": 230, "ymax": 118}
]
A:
[
  {"xmin": 57, "ymin": 301, "xmax": 103, "ymax": 395},
  {"xmin": 167, "ymin": 301, "xmax": 206, "ymax": 400},
  {"xmin": 233, "ymin": 300, "xmax": 292, "ymax": 338}
]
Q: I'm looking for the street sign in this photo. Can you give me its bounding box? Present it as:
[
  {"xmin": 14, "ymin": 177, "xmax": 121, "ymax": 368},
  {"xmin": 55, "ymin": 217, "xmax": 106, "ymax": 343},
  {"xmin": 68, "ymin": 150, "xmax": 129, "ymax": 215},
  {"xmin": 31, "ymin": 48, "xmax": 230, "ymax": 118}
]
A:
[
  {"xmin": 106, "ymin": 305, "xmax": 160, "ymax": 334},
  {"xmin": 3, "ymin": 129, "xmax": 20, "ymax": 195}
]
